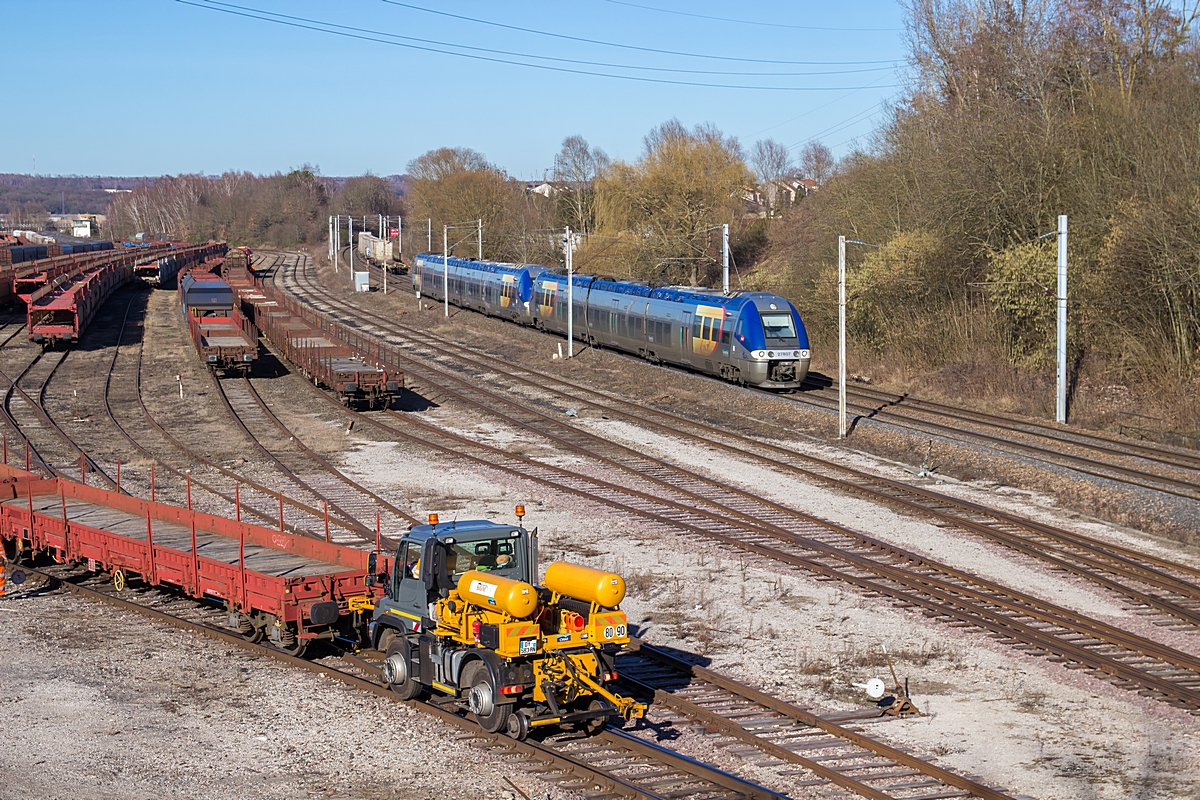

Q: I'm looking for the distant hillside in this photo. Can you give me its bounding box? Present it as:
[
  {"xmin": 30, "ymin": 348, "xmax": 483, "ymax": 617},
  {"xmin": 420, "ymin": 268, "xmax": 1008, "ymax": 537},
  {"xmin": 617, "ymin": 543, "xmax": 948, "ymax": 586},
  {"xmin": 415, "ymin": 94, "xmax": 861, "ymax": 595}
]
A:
[{"xmin": 0, "ymin": 174, "xmax": 149, "ymax": 215}]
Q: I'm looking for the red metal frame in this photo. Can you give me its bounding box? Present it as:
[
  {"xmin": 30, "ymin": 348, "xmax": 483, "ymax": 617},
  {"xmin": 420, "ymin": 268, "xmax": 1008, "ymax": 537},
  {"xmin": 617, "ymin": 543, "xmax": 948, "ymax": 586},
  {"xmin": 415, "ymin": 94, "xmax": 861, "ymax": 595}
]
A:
[{"xmin": 0, "ymin": 466, "xmax": 386, "ymax": 639}]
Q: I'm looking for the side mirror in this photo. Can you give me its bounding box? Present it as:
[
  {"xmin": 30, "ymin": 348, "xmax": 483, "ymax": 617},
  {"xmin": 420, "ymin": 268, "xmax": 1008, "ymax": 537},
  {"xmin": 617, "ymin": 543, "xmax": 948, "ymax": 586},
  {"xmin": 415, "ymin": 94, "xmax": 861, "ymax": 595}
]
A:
[{"xmin": 368, "ymin": 551, "xmax": 378, "ymax": 574}]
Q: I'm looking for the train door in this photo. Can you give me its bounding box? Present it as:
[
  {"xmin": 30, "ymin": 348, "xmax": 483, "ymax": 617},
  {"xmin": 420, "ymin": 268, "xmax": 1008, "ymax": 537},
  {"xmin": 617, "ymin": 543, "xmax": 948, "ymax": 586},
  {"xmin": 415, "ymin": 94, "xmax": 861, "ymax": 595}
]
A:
[
  {"xmin": 678, "ymin": 311, "xmax": 693, "ymax": 365},
  {"xmin": 608, "ymin": 298, "xmax": 620, "ymax": 346},
  {"xmin": 576, "ymin": 280, "xmax": 589, "ymax": 344},
  {"xmin": 691, "ymin": 305, "xmax": 727, "ymax": 374},
  {"xmin": 628, "ymin": 299, "xmax": 647, "ymax": 352}
]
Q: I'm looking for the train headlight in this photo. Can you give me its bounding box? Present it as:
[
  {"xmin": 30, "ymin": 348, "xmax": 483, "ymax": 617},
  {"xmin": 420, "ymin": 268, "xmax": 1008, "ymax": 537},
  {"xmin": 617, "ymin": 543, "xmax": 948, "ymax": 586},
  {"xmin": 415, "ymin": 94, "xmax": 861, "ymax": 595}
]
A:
[
  {"xmin": 799, "ymin": 349, "xmax": 810, "ymax": 359},
  {"xmin": 754, "ymin": 350, "xmax": 766, "ymax": 359}
]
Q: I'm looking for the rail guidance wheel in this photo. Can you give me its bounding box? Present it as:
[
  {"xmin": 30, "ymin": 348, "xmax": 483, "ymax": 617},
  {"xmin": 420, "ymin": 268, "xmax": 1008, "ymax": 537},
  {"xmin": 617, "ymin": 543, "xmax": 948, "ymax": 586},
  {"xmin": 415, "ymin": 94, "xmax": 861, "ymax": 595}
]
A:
[
  {"xmin": 505, "ymin": 708, "xmax": 530, "ymax": 741},
  {"xmin": 112, "ymin": 569, "xmax": 126, "ymax": 592},
  {"xmin": 461, "ymin": 661, "xmax": 511, "ymax": 733},
  {"xmin": 584, "ymin": 698, "xmax": 612, "ymax": 735}
]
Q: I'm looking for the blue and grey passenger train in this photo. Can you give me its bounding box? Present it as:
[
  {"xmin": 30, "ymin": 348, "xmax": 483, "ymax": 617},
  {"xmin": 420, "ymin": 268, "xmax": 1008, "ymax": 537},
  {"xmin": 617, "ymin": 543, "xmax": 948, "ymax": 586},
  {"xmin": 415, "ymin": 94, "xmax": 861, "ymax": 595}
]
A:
[{"xmin": 411, "ymin": 253, "xmax": 811, "ymax": 389}]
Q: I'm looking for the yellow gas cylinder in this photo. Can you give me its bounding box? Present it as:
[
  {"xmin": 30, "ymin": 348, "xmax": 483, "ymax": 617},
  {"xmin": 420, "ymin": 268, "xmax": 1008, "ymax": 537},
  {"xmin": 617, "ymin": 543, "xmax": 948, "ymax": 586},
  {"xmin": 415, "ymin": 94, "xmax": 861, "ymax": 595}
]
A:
[
  {"xmin": 456, "ymin": 570, "xmax": 538, "ymax": 619},
  {"xmin": 544, "ymin": 562, "xmax": 626, "ymax": 608}
]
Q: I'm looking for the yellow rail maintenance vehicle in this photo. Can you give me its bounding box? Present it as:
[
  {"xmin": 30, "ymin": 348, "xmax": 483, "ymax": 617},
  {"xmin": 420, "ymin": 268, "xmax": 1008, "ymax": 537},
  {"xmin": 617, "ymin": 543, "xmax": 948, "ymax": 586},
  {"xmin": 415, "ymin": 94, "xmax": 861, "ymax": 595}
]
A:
[{"xmin": 367, "ymin": 508, "xmax": 647, "ymax": 739}]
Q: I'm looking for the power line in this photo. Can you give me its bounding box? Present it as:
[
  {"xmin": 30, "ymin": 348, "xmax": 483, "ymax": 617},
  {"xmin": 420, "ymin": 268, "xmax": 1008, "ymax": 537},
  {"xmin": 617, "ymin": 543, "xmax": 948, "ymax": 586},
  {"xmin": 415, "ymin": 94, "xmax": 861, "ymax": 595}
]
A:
[
  {"xmin": 380, "ymin": 0, "xmax": 901, "ymax": 65},
  {"xmin": 201, "ymin": 0, "xmax": 888, "ymax": 78},
  {"xmin": 746, "ymin": 75, "xmax": 895, "ymax": 139},
  {"xmin": 180, "ymin": 2, "xmax": 899, "ymax": 90},
  {"xmin": 787, "ymin": 100, "xmax": 891, "ymax": 151},
  {"xmin": 602, "ymin": 0, "xmax": 902, "ymax": 33}
]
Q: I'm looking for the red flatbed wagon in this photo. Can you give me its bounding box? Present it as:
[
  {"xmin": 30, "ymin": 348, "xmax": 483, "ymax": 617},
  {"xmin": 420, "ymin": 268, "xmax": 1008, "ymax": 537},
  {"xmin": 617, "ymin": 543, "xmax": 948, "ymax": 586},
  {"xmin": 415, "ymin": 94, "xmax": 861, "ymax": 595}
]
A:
[
  {"xmin": 0, "ymin": 467, "xmax": 386, "ymax": 655},
  {"xmin": 248, "ymin": 286, "xmax": 402, "ymax": 408}
]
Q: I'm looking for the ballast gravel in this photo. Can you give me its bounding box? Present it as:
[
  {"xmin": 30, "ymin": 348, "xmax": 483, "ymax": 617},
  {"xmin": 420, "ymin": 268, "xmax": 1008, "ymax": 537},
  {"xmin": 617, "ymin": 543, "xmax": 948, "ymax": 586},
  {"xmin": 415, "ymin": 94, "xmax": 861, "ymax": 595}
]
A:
[{"xmin": 0, "ymin": 584, "xmax": 561, "ymax": 800}]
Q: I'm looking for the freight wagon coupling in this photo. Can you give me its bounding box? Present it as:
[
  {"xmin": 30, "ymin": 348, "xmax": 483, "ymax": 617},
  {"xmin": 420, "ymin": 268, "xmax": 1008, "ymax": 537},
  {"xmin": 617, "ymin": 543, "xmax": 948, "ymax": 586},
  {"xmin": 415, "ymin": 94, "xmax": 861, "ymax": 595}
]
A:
[{"xmin": 370, "ymin": 510, "xmax": 647, "ymax": 739}]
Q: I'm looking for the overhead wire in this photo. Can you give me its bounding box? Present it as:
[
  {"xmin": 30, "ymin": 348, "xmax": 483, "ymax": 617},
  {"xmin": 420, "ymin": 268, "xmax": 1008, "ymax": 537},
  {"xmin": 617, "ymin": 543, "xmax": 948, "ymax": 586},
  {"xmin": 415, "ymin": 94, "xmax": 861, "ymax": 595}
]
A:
[
  {"xmin": 181, "ymin": 1, "xmax": 897, "ymax": 90},
  {"xmin": 194, "ymin": 0, "xmax": 888, "ymax": 79},
  {"xmin": 787, "ymin": 100, "xmax": 891, "ymax": 151},
  {"xmin": 746, "ymin": 74, "xmax": 897, "ymax": 138},
  {"xmin": 601, "ymin": 0, "xmax": 902, "ymax": 33},
  {"xmin": 380, "ymin": 0, "xmax": 902, "ymax": 65}
]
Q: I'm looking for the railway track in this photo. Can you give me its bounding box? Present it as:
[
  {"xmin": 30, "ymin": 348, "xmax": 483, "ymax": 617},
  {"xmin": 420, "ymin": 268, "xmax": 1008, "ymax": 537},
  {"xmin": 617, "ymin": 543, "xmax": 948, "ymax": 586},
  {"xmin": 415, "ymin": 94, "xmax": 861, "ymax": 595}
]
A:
[
  {"xmin": 18, "ymin": 550, "xmax": 1017, "ymax": 800},
  {"xmin": 808, "ymin": 378, "xmax": 1200, "ymax": 476},
  {"xmin": 269, "ymin": 251, "xmax": 1200, "ymax": 713},
  {"xmin": 0, "ymin": 328, "xmax": 118, "ymax": 487},
  {"xmin": 353, "ymin": 254, "xmax": 1200, "ymax": 505},
  {"xmin": 273, "ymin": 253, "xmax": 1200, "ymax": 631},
  {"xmin": 0, "ymin": 260, "xmax": 1026, "ymax": 798},
  {"xmin": 790, "ymin": 382, "xmax": 1200, "ymax": 503},
  {"xmin": 618, "ymin": 641, "xmax": 1016, "ymax": 800},
  {"xmin": 210, "ymin": 373, "xmax": 415, "ymax": 542},
  {"xmin": 112, "ymin": 284, "xmax": 409, "ymax": 545},
  {"xmin": 95, "ymin": 288, "xmax": 337, "ymax": 533}
]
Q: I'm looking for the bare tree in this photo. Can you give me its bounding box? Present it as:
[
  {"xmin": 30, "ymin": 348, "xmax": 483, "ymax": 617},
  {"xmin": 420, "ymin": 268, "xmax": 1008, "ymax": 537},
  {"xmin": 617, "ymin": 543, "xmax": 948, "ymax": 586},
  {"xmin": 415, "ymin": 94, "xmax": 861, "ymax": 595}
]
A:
[
  {"xmin": 552, "ymin": 135, "xmax": 610, "ymax": 234},
  {"xmin": 406, "ymin": 147, "xmax": 493, "ymax": 182},
  {"xmin": 750, "ymin": 138, "xmax": 794, "ymax": 216},
  {"xmin": 799, "ymin": 141, "xmax": 835, "ymax": 185},
  {"xmin": 594, "ymin": 119, "xmax": 752, "ymax": 285}
]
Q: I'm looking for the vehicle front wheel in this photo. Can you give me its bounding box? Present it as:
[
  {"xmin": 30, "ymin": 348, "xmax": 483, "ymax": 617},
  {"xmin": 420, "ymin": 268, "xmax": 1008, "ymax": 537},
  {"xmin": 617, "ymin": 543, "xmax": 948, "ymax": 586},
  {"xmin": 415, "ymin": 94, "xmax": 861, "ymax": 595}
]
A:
[{"xmin": 381, "ymin": 631, "xmax": 421, "ymax": 700}]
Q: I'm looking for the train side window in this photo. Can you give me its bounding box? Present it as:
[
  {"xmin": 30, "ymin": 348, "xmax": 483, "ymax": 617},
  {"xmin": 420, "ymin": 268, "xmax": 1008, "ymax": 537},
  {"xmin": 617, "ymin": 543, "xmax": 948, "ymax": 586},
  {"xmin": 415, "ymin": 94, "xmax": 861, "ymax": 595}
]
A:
[
  {"xmin": 692, "ymin": 318, "xmax": 702, "ymax": 339},
  {"xmin": 720, "ymin": 324, "xmax": 730, "ymax": 344}
]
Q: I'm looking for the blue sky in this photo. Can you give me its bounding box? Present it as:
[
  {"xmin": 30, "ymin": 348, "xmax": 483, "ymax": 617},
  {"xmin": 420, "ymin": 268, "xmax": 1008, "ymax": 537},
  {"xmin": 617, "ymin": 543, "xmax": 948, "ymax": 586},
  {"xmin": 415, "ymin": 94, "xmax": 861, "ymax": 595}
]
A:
[{"xmin": 4, "ymin": 0, "xmax": 908, "ymax": 178}]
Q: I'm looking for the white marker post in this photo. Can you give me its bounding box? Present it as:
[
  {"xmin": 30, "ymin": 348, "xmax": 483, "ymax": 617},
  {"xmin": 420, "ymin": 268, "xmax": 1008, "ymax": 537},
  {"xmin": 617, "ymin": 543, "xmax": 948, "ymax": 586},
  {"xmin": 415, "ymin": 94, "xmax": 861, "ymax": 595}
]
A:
[
  {"xmin": 1056, "ymin": 214, "xmax": 1068, "ymax": 423},
  {"xmin": 838, "ymin": 234, "xmax": 847, "ymax": 438},
  {"xmin": 565, "ymin": 226, "xmax": 574, "ymax": 358},
  {"xmin": 722, "ymin": 223, "xmax": 730, "ymax": 294}
]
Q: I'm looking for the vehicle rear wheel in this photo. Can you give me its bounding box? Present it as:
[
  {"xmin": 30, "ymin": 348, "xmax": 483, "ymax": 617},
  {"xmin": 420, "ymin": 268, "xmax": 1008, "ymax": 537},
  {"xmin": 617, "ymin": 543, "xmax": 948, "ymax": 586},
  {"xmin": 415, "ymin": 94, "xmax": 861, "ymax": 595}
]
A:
[
  {"xmin": 461, "ymin": 661, "xmax": 511, "ymax": 733},
  {"xmin": 381, "ymin": 631, "xmax": 421, "ymax": 700}
]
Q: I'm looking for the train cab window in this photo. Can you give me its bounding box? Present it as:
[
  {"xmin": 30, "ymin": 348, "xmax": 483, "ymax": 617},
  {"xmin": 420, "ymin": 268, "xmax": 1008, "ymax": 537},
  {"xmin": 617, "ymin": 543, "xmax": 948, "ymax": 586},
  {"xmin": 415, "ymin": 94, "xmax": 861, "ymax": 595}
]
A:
[
  {"xmin": 720, "ymin": 325, "xmax": 731, "ymax": 344},
  {"xmin": 762, "ymin": 312, "xmax": 797, "ymax": 341},
  {"xmin": 735, "ymin": 319, "xmax": 745, "ymax": 344}
]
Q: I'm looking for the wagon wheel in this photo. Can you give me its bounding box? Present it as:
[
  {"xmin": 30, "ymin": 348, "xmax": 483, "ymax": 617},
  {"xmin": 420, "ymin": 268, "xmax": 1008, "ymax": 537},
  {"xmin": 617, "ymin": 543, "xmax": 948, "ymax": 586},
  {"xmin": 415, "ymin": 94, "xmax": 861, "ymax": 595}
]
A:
[
  {"xmin": 271, "ymin": 624, "xmax": 307, "ymax": 657},
  {"xmin": 236, "ymin": 613, "xmax": 264, "ymax": 644},
  {"xmin": 112, "ymin": 569, "xmax": 126, "ymax": 592},
  {"xmin": 276, "ymin": 638, "xmax": 307, "ymax": 658}
]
